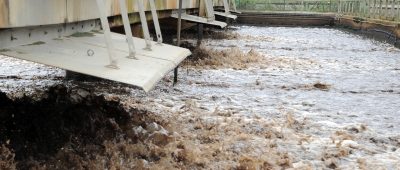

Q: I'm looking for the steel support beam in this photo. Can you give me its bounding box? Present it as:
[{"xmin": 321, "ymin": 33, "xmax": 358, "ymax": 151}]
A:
[
  {"xmin": 149, "ymin": 0, "xmax": 163, "ymax": 44},
  {"xmin": 96, "ymin": 0, "xmax": 119, "ymax": 69},
  {"xmin": 137, "ymin": 0, "xmax": 153, "ymax": 51},
  {"xmin": 119, "ymin": 0, "xmax": 137, "ymax": 59}
]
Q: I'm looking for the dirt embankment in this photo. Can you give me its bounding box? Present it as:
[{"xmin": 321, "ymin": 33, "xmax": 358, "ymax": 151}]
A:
[{"xmin": 0, "ymin": 85, "xmax": 177, "ymax": 169}]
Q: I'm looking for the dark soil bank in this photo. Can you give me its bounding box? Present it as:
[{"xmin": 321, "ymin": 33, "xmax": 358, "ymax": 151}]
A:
[{"xmin": 0, "ymin": 85, "xmax": 160, "ymax": 169}]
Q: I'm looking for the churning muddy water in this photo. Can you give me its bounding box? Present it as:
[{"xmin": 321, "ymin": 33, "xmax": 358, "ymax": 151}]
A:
[{"xmin": 0, "ymin": 26, "xmax": 400, "ymax": 169}]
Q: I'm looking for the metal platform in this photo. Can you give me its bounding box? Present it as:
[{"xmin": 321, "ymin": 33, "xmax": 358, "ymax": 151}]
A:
[
  {"xmin": 214, "ymin": 0, "xmax": 238, "ymax": 20},
  {"xmin": 0, "ymin": 31, "xmax": 191, "ymax": 92},
  {"xmin": 170, "ymin": 11, "xmax": 228, "ymax": 28},
  {"xmin": 214, "ymin": 11, "xmax": 238, "ymax": 19}
]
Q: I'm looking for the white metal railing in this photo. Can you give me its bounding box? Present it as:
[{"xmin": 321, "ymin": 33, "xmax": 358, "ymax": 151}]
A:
[
  {"xmin": 237, "ymin": 0, "xmax": 400, "ymax": 22},
  {"xmin": 338, "ymin": 0, "xmax": 400, "ymax": 21}
]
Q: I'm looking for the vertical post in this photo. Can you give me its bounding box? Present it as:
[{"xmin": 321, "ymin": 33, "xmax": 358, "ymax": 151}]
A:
[
  {"xmin": 223, "ymin": 0, "xmax": 230, "ymax": 14},
  {"xmin": 231, "ymin": 0, "xmax": 238, "ymax": 12},
  {"xmin": 368, "ymin": 0, "xmax": 371, "ymax": 18},
  {"xmin": 119, "ymin": 0, "xmax": 136, "ymax": 59},
  {"xmin": 360, "ymin": 0, "xmax": 363, "ymax": 16},
  {"xmin": 347, "ymin": 1, "xmax": 350, "ymax": 14},
  {"xmin": 137, "ymin": 0, "xmax": 152, "ymax": 51},
  {"xmin": 391, "ymin": 0, "xmax": 395, "ymax": 19},
  {"xmin": 373, "ymin": 0, "xmax": 377, "ymax": 18},
  {"xmin": 351, "ymin": 1, "xmax": 354, "ymax": 14},
  {"xmin": 95, "ymin": 0, "xmax": 118, "ymax": 69},
  {"xmin": 396, "ymin": 0, "xmax": 398, "ymax": 20},
  {"xmin": 348, "ymin": 1, "xmax": 351, "ymax": 14},
  {"xmin": 149, "ymin": 0, "xmax": 163, "ymax": 44},
  {"xmin": 283, "ymin": 0, "xmax": 286, "ymax": 11},
  {"xmin": 396, "ymin": 0, "xmax": 398, "ymax": 21},
  {"xmin": 370, "ymin": 0, "xmax": 373, "ymax": 18},
  {"xmin": 204, "ymin": 0, "xmax": 216, "ymax": 21},
  {"xmin": 197, "ymin": 23, "xmax": 204, "ymax": 46},
  {"xmin": 379, "ymin": 0, "xmax": 383, "ymax": 18},
  {"xmin": 174, "ymin": 0, "xmax": 183, "ymax": 85},
  {"xmin": 385, "ymin": 0, "xmax": 388, "ymax": 19},
  {"xmin": 396, "ymin": 0, "xmax": 400, "ymax": 21}
]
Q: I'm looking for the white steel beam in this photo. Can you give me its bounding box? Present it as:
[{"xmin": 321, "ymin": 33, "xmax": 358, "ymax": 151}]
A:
[
  {"xmin": 137, "ymin": 0, "xmax": 153, "ymax": 51},
  {"xmin": 149, "ymin": 0, "xmax": 163, "ymax": 44},
  {"xmin": 119, "ymin": 0, "xmax": 137, "ymax": 59},
  {"xmin": 96, "ymin": 0, "xmax": 119, "ymax": 69}
]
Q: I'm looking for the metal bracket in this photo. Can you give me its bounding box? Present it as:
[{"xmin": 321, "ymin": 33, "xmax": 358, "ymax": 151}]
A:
[
  {"xmin": 137, "ymin": 0, "xmax": 152, "ymax": 51},
  {"xmin": 230, "ymin": 0, "xmax": 241, "ymax": 14},
  {"xmin": 230, "ymin": 0, "xmax": 237, "ymax": 12},
  {"xmin": 119, "ymin": 0, "xmax": 137, "ymax": 59},
  {"xmin": 170, "ymin": 0, "xmax": 227, "ymax": 28},
  {"xmin": 223, "ymin": 0, "xmax": 230, "ymax": 14},
  {"xmin": 170, "ymin": 11, "xmax": 227, "ymax": 28},
  {"xmin": 204, "ymin": 0, "xmax": 216, "ymax": 21},
  {"xmin": 96, "ymin": 0, "xmax": 119, "ymax": 69},
  {"xmin": 214, "ymin": 0, "xmax": 238, "ymax": 20},
  {"xmin": 149, "ymin": 0, "xmax": 163, "ymax": 45},
  {"xmin": 214, "ymin": 12, "xmax": 238, "ymax": 20}
]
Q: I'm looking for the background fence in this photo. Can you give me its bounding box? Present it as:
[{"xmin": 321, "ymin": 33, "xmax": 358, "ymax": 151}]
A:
[{"xmin": 235, "ymin": 0, "xmax": 400, "ymax": 22}]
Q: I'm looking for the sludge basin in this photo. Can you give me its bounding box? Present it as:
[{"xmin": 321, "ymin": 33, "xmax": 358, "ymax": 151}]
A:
[{"xmin": 0, "ymin": 25, "xmax": 400, "ymax": 169}]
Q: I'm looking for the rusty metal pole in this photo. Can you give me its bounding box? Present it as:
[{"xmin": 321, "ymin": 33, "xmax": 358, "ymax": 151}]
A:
[
  {"xmin": 197, "ymin": 23, "xmax": 204, "ymax": 46},
  {"xmin": 174, "ymin": 0, "xmax": 183, "ymax": 85}
]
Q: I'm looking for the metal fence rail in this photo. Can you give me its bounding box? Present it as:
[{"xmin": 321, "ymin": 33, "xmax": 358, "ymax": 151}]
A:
[
  {"xmin": 237, "ymin": 0, "xmax": 338, "ymax": 12},
  {"xmin": 236, "ymin": 0, "xmax": 400, "ymax": 22},
  {"xmin": 338, "ymin": 0, "xmax": 400, "ymax": 21}
]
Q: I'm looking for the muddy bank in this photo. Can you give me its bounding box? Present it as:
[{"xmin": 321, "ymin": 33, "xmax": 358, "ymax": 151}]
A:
[{"xmin": 0, "ymin": 85, "xmax": 175, "ymax": 169}]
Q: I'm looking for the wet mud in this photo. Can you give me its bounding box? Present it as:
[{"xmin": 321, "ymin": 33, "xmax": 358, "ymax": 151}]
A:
[
  {"xmin": 0, "ymin": 86, "xmax": 170, "ymax": 169},
  {"xmin": 184, "ymin": 46, "xmax": 265, "ymax": 70}
]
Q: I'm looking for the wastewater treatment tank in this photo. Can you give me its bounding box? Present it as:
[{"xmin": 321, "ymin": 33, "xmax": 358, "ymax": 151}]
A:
[{"xmin": 1, "ymin": 0, "xmax": 400, "ymax": 169}]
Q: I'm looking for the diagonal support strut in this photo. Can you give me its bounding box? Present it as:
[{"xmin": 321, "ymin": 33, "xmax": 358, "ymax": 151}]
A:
[
  {"xmin": 137, "ymin": 0, "xmax": 153, "ymax": 51},
  {"xmin": 118, "ymin": 0, "xmax": 137, "ymax": 59},
  {"xmin": 95, "ymin": 0, "xmax": 119, "ymax": 69},
  {"xmin": 149, "ymin": 0, "xmax": 163, "ymax": 45}
]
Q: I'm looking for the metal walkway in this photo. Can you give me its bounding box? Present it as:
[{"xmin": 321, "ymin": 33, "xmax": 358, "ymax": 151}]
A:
[
  {"xmin": 0, "ymin": 31, "xmax": 190, "ymax": 92},
  {"xmin": 0, "ymin": 0, "xmax": 240, "ymax": 91}
]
